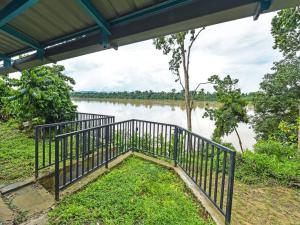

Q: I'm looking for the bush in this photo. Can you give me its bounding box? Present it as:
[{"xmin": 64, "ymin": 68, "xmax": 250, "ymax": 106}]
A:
[
  {"xmin": 235, "ymin": 151, "xmax": 300, "ymax": 186},
  {"xmin": 254, "ymin": 139, "xmax": 298, "ymax": 161},
  {"xmin": 9, "ymin": 65, "xmax": 77, "ymax": 125}
]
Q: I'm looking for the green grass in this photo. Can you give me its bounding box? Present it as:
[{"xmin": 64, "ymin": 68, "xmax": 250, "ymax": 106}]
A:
[
  {"xmin": 48, "ymin": 157, "xmax": 214, "ymax": 225},
  {"xmin": 0, "ymin": 121, "xmax": 35, "ymax": 184}
]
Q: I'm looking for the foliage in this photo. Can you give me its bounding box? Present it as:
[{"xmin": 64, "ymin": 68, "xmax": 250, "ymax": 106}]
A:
[
  {"xmin": 0, "ymin": 76, "xmax": 13, "ymax": 120},
  {"xmin": 48, "ymin": 157, "xmax": 214, "ymax": 225},
  {"xmin": 9, "ymin": 65, "xmax": 77, "ymax": 125},
  {"xmin": 252, "ymin": 56, "xmax": 300, "ymax": 142},
  {"xmin": 0, "ymin": 121, "xmax": 35, "ymax": 184},
  {"xmin": 271, "ymin": 7, "xmax": 300, "ymax": 56},
  {"xmin": 235, "ymin": 150, "xmax": 300, "ymax": 186},
  {"xmin": 254, "ymin": 139, "xmax": 298, "ymax": 161},
  {"xmin": 203, "ymin": 75, "xmax": 248, "ymax": 151}
]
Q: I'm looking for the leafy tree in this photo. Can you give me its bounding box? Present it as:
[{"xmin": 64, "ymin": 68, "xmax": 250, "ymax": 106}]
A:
[
  {"xmin": 252, "ymin": 56, "xmax": 300, "ymax": 144},
  {"xmin": 204, "ymin": 75, "xmax": 248, "ymax": 152},
  {"xmin": 0, "ymin": 76, "xmax": 13, "ymax": 120},
  {"xmin": 153, "ymin": 28, "xmax": 207, "ymax": 131},
  {"xmin": 271, "ymin": 7, "xmax": 300, "ymax": 56},
  {"xmin": 9, "ymin": 65, "xmax": 77, "ymax": 125}
]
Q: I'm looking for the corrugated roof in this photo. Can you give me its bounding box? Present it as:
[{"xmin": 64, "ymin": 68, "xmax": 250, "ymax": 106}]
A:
[{"xmin": 0, "ymin": 0, "xmax": 298, "ymax": 73}]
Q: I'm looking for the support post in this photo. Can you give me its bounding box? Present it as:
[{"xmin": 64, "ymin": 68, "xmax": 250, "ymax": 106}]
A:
[
  {"xmin": 34, "ymin": 126, "xmax": 39, "ymax": 179},
  {"xmin": 55, "ymin": 137, "xmax": 60, "ymax": 201},
  {"xmin": 105, "ymin": 125, "xmax": 109, "ymax": 168},
  {"xmin": 225, "ymin": 151, "xmax": 236, "ymax": 224},
  {"xmin": 174, "ymin": 126, "xmax": 179, "ymax": 167}
]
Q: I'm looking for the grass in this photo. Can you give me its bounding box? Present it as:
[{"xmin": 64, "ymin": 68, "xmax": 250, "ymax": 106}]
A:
[
  {"xmin": 0, "ymin": 121, "xmax": 35, "ymax": 185},
  {"xmin": 232, "ymin": 182, "xmax": 300, "ymax": 225},
  {"xmin": 48, "ymin": 157, "xmax": 214, "ymax": 225}
]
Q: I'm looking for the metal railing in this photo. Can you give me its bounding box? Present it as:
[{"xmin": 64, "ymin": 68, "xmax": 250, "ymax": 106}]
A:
[
  {"xmin": 75, "ymin": 112, "xmax": 113, "ymax": 120},
  {"xmin": 53, "ymin": 119, "xmax": 235, "ymax": 224},
  {"xmin": 35, "ymin": 112, "xmax": 115, "ymax": 177}
]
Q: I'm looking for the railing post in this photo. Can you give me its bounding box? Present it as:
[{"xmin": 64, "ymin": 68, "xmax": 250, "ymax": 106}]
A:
[
  {"xmin": 35, "ymin": 126, "xmax": 39, "ymax": 179},
  {"xmin": 131, "ymin": 120, "xmax": 135, "ymax": 151},
  {"xmin": 105, "ymin": 125, "xmax": 109, "ymax": 169},
  {"xmin": 225, "ymin": 151, "xmax": 236, "ymax": 224},
  {"xmin": 55, "ymin": 137, "xmax": 60, "ymax": 201},
  {"xmin": 174, "ymin": 126, "xmax": 179, "ymax": 167}
]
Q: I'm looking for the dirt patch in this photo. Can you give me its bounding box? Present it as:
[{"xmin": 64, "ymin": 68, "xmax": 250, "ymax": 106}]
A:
[{"xmin": 232, "ymin": 182, "xmax": 300, "ymax": 225}]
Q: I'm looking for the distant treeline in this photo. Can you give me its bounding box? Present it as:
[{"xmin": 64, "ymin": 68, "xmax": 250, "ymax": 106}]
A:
[{"xmin": 71, "ymin": 90, "xmax": 256, "ymax": 102}]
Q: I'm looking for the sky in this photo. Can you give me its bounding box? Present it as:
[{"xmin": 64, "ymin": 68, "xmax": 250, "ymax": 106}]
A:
[{"xmin": 16, "ymin": 12, "xmax": 284, "ymax": 93}]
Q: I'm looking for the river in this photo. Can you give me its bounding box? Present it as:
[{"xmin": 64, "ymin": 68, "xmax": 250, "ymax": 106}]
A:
[{"xmin": 73, "ymin": 98, "xmax": 256, "ymax": 151}]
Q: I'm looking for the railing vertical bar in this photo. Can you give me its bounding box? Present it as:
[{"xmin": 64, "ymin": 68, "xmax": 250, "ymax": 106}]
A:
[
  {"xmin": 199, "ymin": 139, "xmax": 204, "ymax": 187},
  {"xmin": 42, "ymin": 128, "xmax": 45, "ymax": 167},
  {"xmin": 49, "ymin": 127, "xmax": 52, "ymax": 165},
  {"xmin": 152, "ymin": 123, "xmax": 155, "ymax": 154},
  {"xmin": 92, "ymin": 129, "xmax": 95, "ymax": 169},
  {"xmin": 209, "ymin": 145, "xmax": 214, "ymax": 197},
  {"xmin": 62, "ymin": 136, "xmax": 67, "ymax": 186},
  {"xmin": 204, "ymin": 141, "xmax": 209, "ymax": 191},
  {"xmin": 35, "ymin": 127, "xmax": 39, "ymax": 178},
  {"xmin": 225, "ymin": 151, "xmax": 236, "ymax": 225},
  {"xmin": 54, "ymin": 137, "xmax": 59, "ymax": 201},
  {"xmin": 69, "ymin": 134, "xmax": 73, "ymax": 182},
  {"xmin": 105, "ymin": 126, "xmax": 109, "ymax": 168},
  {"xmin": 220, "ymin": 151, "xmax": 227, "ymax": 210},
  {"xmin": 214, "ymin": 147, "xmax": 220, "ymax": 203},
  {"xmin": 195, "ymin": 137, "xmax": 200, "ymax": 184},
  {"xmin": 191, "ymin": 135, "xmax": 196, "ymax": 180},
  {"xmin": 76, "ymin": 133, "xmax": 79, "ymax": 178}
]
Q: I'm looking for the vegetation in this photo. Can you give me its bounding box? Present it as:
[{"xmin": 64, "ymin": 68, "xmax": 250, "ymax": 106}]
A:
[
  {"xmin": 271, "ymin": 7, "xmax": 300, "ymax": 56},
  {"xmin": 5, "ymin": 65, "xmax": 77, "ymax": 126},
  {"xmin": 204, "ymin": 75, "xmax": 248, "ymax": 152},
  {"xmin": 0, "ymin": 121, "xmax": 35, "ymax": 184},
  {"xmin": 0, "ymin": 76, "xmax": 12, "ymax": 121},
  {"xmin": 252, "ymin": 56, "xmax": 300, "ymax": 142},
  {"xmin": 153, "ymin": 29, "xmax": 207, "ymax": 131},
  {"xmin": 48, "ymin": 157, "xmax": 214, "ymax": 225},
  {"xmin": 71, "ymin": 90, "xmax": 256, "ymax": 103}
]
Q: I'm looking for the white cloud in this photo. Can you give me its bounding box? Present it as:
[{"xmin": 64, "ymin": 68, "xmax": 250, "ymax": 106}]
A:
[{"xmin": 58, "ymin": 12, "xmax": 282, "ymax": 93}]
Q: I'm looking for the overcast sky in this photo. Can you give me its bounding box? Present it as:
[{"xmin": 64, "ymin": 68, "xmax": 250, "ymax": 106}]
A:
[{"xmin": 57, "ymin": 12, "xmax": 283, "ymax": 93}]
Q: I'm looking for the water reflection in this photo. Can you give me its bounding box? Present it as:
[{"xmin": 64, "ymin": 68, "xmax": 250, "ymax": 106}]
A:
[{"xmin": 73, "ymin": 98, "xmax": 256, "ymax": 151}]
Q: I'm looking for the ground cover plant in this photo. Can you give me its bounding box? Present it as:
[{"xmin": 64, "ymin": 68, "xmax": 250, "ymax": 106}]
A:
[
  {"xmin": 48, "ymin": 157, "xmax": 214, "ymax": 225},
  {"xmin": 0, "ymin": 121, "xmax": 35, "ymax": 184}
]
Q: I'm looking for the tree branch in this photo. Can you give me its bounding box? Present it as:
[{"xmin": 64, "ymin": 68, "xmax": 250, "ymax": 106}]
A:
[{"xmin": 187, "ymin": 27, "xmax": 205, "ymax": 72}]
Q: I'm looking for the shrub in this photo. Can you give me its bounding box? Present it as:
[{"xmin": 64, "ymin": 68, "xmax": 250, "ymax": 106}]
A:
[
  {"xmin": 235, "ymin": 151, "xmax": 300, "ymax": 186},
  {"xmin": 254, "ymin": 139, "xmax": 298, "ymax": 161},
  {"xmin": 9, "ymin": 65, "xmax": 77, "ymax": 125}
]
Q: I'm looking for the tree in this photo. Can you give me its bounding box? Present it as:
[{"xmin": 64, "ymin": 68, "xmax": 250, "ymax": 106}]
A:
[
  {"xmin": 271, "ymin": 7, "xmax": 300, "ymax": 56},
  {"xmin": 204, "ymin": 75, "xmax": 248, "ymax": 152},
  {"xmin": 271, "ymin": 7, "xmax": 300, "ymax": 150},
  {"xmin": 252, "ymin": 56, "xmax": 300, "ymax": 144},
  {"xmin": 0, "ymin": 76, "xmax": 13, "ymax": 121},
  {"xmin": 9, "ymin": 65, "xmax": 77, "ymax": 125},
  {"xmin": 153, "ymin": 28, "xmax": 206, "ymax": 131}
]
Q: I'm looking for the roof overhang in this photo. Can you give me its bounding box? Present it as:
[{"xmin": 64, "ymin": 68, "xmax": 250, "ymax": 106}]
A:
[{"xmin": 0, "ymin": 0, "xmax": 298, "ymax": 74}]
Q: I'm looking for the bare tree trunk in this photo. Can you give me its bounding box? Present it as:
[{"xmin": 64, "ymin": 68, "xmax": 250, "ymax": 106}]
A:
[
  {"xmin": 184, "ymin": 74, "xmax": 192, "ymax": 131},
  {"xmin": 181, "ymin": 45, "xmax": 192, "ymax": 132},
  {"xmin": 234, "ymin": 127, "xmax": 244, "ymax": 152},
  {"xmin": 298, "ymin": 105, "xmax": 300, "ymax": 151}
]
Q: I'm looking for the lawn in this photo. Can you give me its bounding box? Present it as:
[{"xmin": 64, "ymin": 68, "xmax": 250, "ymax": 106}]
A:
[
  {"xmin": 48, "ymin": 157, "xmax": 214, "ymax": 225},
  {"xmin": 0, "ymin": 121, "xmax": 35, "ymax": 185}
]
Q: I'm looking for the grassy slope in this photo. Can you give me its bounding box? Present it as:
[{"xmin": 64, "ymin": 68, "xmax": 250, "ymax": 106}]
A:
[
  {"xmin": 232, "ymin": 182, "xmax": 300, "ymax": 225},
  {"xmin": 48, "ymin": 157, "xmax": 214, "ymax": 225},
  {"xmin": 0, "ymin": 122, "xmax": 35, "ymax": 185}
]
